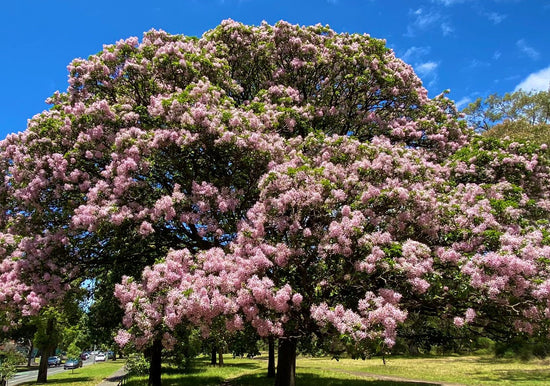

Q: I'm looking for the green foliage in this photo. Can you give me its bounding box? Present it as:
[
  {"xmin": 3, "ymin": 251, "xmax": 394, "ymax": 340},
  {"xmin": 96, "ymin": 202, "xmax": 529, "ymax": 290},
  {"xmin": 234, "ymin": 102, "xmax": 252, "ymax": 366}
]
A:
[
  {"xmin": 167, "ymin": 326, "xmax": 202, "ymax": 373},
  {"xmin": 227, "ymin": 328, "xmax": 261, "ymax": 359},
  {"xmin": 463, "ymin": 89, "xmax": 550, "ymax": 133},
  {"xmin": 0, "ymin": 341, "xmax": 25, "ymax": 382},
  {"xmin": 33, "ymin": 308, "xmax": 63, "ymax": 353},
  {"xmin": 125, "ymin": 352, "xmax": 150, "ymax": 376},
  {"xmin": 66, "ymin": 341, "xmax": 81, "ymax": 360},
  {"xmin": 485, "ymin": 120, "xmax": 550, "ymax": 147},
  {"xmin": 494, "ymin": 336, "xmax": 550, "ymax": 361}
]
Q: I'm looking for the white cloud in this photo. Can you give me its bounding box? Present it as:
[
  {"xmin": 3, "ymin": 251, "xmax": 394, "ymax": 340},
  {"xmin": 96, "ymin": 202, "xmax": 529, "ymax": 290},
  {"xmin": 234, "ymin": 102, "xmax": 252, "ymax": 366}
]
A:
[
  {"xmin": 493, "ymin": 51, "xmax": 502, "ymax": 60},
  {"xmin": 516, "ymin": 39, "xmax": 540, "ymax": 60},
  {"xmin": 467, "ymin": 59, "xmax": 490, "ymax": 69},
  {"xmin": 514, "ymin": 66, "xmax": 550, "ymax": 92},
  {"xmin": 455, "ymin": 97, "xmax": 472, "ymax": 109},
  {"xmin": 400, "ymin": 48, "xmax": 439, "ymax": 88},
  {"xmin": 485, "ymin": 12, "xmax": 506, "ymax": 24},
  {"xmin": 406, "ymin": 8, "xmax": 453, "ymax": 37},
  {"xmin": 416, "ymin": 61, "xmax": 439, "ymax": 77},
  {"xmin": 401, "ymin": 46, "xmax": 431, "ymax": 63},
  {"xmin": 441, "ymin": 23, "xmax": 454, "ymax": 36},
  {"xmin": 431, "ymin": 0, "xmax": 469, "ymax": 5},
  {"xmin": 412, "ymin": 8, "xmax": 440, "ymax": 29}
]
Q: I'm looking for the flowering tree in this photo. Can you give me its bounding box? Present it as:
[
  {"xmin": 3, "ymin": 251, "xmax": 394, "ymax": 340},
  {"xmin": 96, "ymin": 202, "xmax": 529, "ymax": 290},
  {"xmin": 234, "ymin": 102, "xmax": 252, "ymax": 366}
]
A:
[{"xmin": 2, "ymin": 19, "xmax": 549, "ymax": 386}]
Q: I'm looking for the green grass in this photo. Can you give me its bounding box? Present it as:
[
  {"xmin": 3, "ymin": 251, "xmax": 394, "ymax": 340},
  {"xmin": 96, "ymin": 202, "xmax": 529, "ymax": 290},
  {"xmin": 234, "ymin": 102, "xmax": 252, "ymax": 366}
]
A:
[
  {"xmin": 126, "ymin": 357, "xmax": 268, "ymax": 386},
  {"xmin": 17, "ymin": 360, "xmax": 125, "ymax": 386},
  {"xmin": 299, "ymin": 355, "xmax": 550, "ymax": 385},
  {"xmin": 126, "ymin": 354, "xmax": 550, "ymax": 386},
  {"xmin": 126, "ymin": 356, "xmax": 369, "ymax": 386},
  {"xmin": 15, "ymin": 354, "xmax": 550, "ymax": 385}
]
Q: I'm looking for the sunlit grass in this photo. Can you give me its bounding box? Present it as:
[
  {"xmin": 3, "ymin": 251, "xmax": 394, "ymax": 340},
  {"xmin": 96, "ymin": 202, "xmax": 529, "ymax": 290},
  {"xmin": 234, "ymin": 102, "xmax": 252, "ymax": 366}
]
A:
[
  {"xmin": 126, "ymin": 355, "xmax": 371, "ymax": 386},
  {"xmin": 299, "ymin": 355, "xmax": 550, "ymax": 385},
  {"xmin": 126, "ymin": 354, "xmax": 550, "ymax": 386},
  {"xmin": 17, "ymin": 360, "xmax": 125, "ymax": 386}
]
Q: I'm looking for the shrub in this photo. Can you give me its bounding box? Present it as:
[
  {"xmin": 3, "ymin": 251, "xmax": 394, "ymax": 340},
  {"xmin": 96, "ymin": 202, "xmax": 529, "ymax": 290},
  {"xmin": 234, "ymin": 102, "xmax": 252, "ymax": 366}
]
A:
[{"xmin": 125, "ymin": 353, "xmax": 149, "ymax": 376}]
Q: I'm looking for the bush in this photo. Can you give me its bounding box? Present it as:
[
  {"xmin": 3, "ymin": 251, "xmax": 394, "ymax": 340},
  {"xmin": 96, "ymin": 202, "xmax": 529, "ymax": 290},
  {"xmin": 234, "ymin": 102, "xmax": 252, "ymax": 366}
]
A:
[
  {"xmin": 473, "ymin": 337, "xmax": 495, "ymax": 355},
  {"xmin": 493, "ymin": 337, "xmax": 550, "ymax": 361},
  {"xmin": 124, "ymin": 353, "xmax": 149, "ymax": 376},
  {"xmin": 1, "ymin": 342, "xmax": 25, "ymax": 384},
  {"xmin": 169, "ymin": 328, "xmax": 202, "ymax": 373}
]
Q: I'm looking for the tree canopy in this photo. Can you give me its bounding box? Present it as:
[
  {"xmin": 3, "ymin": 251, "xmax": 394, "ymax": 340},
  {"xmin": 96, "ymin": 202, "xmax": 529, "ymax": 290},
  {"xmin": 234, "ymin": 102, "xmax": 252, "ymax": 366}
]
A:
[
  {"xmin": 462, "ymin": 89, "xmax": 550, "ymax": 133},
  {"xmin": 2, "ymin": 20, "xmax": 550, "ymax": 386}
]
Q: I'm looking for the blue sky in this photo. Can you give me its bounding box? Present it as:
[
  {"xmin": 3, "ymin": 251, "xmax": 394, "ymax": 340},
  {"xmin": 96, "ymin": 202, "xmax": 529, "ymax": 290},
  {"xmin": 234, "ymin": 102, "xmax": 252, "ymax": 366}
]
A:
[{"xmin": 1, "ymin": 0, "xmax": 548, "ymax": 139}]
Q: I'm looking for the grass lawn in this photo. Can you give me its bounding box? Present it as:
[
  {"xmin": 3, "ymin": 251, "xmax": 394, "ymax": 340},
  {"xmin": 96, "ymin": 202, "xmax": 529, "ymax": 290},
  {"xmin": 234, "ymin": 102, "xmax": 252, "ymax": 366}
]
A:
[
  {"xmin": 300, "ymin": 355, "xmax": 550, "ymax": 385},
  {"xmin": 125, "ymin": 354, "xmax": 550, "ymax": 386},
  {"xmin": 16, "ymin": 360, "xmax": 125, "ymax": 386},
  {"xmin": 126, "ymin": 356, "xmax": 367, "ymax": 386}
]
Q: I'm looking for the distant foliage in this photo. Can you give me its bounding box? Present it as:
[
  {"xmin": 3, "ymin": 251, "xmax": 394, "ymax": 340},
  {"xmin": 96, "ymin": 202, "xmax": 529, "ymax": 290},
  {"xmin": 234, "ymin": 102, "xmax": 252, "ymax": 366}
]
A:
[
  {"xmin": 462, "ymin": 89, "xmax": 550, "ymax": 132},
  {"xmin": 484, "ymin": 121, "xmax": 550, "ymax": 147}
]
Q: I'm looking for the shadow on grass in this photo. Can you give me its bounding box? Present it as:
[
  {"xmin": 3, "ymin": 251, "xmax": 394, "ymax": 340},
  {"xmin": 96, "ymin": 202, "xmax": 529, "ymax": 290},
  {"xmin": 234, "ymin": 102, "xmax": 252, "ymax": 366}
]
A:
[
  {"xmin": 18, "ymin": 377, "xmax": 92, "ymax": 385},
  {"xmin": 127, "ymin": 375, "xmax": 232, "ymax": 386},
  {"xmin": 472, "ymin": 368, "xmax": 550, "ymax": 384},
  {"xmin": 167, "ymin": 358, "xmax": 264, "ymax": 375},
  {"xmin": 127, "ymin": 373, "xmax": 440, "ymax": 386},
  {"xmin": 231, "ymin": 372, "xmax": 441, "ymax": 386},
  {"xmin": 126, "ymin": 361, "xmax": 265, "ymax": 386}
]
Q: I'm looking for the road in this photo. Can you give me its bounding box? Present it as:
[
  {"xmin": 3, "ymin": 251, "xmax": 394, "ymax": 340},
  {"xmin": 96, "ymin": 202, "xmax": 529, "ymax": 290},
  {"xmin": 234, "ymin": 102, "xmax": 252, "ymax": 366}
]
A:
[{"xmin": 8, "ymin": 357, "xmax": 98, "ymax": 385}]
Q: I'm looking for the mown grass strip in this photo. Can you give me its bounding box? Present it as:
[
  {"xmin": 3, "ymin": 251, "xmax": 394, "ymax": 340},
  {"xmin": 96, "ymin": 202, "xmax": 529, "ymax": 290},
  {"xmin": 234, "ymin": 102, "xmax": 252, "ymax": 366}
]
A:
[{"xmin": 16, "ymin": 360, "xmax": 125, "ymax": 386}]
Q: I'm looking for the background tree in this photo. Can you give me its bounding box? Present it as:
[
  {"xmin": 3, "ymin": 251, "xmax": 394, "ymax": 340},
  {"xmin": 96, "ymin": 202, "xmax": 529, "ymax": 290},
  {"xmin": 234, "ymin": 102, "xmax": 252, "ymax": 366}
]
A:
[{"xmin": 462, "ymin": 89, "xmax": 550, "ymax": 133}]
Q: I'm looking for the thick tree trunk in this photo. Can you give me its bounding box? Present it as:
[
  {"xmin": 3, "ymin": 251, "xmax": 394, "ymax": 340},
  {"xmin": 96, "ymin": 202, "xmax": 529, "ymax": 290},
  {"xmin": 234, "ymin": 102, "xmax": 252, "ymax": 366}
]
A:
[
  {"xmin": 218, "ymin": 347, "xmax": 224, "ymax": 367},
  {"xmin": 148, "ymin": 337, "xmax": 163, "ymax": 386},
  {"xmin": 274, "ymin": 338, "xmax": 297, "ymax": 386},
  {"xmin": 267, "ymin": 336, "xmax": 276, "ymax": 378},
  {"xmin": 211, "ymin": 345, "xmax": 217, "ymax": 365},
  {"xmin": 37, "ymin": 318, "xmax": 55, "ymax": 383},
  {"xmin": 37, "ymin": 347, "xmax": 53, "ymax": 383}
]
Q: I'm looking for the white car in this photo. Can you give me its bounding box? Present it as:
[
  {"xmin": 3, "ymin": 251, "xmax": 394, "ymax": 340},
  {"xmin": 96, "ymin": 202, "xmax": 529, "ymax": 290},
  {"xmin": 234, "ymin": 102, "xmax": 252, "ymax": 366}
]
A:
[{"xmin": 95, "ymin": 353, "xmax": 106, "ymax": 361}]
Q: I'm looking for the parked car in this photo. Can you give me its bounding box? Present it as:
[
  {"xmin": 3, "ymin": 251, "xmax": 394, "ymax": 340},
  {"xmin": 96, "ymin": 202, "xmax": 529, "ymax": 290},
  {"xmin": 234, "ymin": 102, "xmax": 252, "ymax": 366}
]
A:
[
  {"xmin": 95, "ymin": 353, "xmax": 106, "ymax": 361},
  {"xmin": 80, "ymin": 352, "xmax": 89, "ymax": 360},
  {"xmin": 64, "ymin": 358, "xmax": 83, "ymax": 369},
  {"xmin": 47, "ymin": 356, "xmax": 61, "ymax": 367}
]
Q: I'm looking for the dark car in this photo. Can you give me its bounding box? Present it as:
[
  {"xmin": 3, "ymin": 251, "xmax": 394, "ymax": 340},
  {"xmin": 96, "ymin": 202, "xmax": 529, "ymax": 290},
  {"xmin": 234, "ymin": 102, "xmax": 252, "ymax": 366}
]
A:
[
  {"xmin": 47, "ymin": 356, "xmax": 61, "ymax": 367},
  {"xmin": 80, "ymin": 352, "xmax": 89, "ymax": 360},
  {"xmin": 64, "ymin": 358, "xmax": 83, "ymax": 370}
]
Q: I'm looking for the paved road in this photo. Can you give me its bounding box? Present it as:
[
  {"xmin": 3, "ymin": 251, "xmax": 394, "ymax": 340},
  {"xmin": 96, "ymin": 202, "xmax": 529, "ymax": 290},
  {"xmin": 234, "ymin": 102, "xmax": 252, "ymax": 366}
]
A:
[{"xmin": 8, "ymin": 358, "xmax": 96, "ymax": 385}]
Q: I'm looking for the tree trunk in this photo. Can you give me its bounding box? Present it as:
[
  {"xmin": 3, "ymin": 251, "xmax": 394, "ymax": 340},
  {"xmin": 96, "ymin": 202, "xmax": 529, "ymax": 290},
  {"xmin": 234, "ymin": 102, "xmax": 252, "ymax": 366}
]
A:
[
  {"xmin": 27, "ymin": 339, "xmax": 34, "ymax": 367},
  {"xmin": 267, "ymin": 336, "xmax": 276, "ymax": 378},
  {"xmin": 218, "ymin": 347, "xmax": 224, "ymax": 367},
  {"xmin": 37, "ymin": 318, "xmax": 56, "ymax": 383},
  {"xmin": 275, "ymin": 338, "xmax": 296, "ymax": 386},
  {"xmin": 37, "ymin": 347, "xmax": 53, "ymax": 383},
  {"xmin": 148, "ymin": 337, "xmax": 163, "ymax": 386},
  {"xmin": 211, "ymin": 345, "xmax": 217, "ymax": 365}
]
